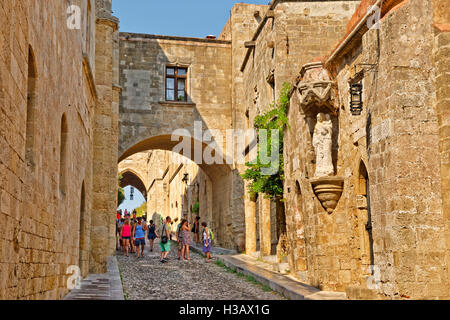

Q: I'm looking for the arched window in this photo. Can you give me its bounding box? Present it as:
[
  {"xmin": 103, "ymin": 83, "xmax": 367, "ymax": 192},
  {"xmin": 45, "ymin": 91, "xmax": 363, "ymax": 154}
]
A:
[
  {"xmin": 295, "ymin": 181, "xmax": 302, "ymax": 208},
  {"xmin": 358, "ymin": 161, "xmax": 374, "ymax": 268},
  {"xmin": 25, "ymin": 46, "xmax": 37, "ymax": 166},
  {"xmin": 358, "ymin": 162, "xmax": 368, "ymax": 197},
  {"xmin": 59, "ymin": 114, "xmax": 68, "ymax": 195},
  {"xmin": 79, "ymin": 181, "xmax": 87, "ymax": 273}
]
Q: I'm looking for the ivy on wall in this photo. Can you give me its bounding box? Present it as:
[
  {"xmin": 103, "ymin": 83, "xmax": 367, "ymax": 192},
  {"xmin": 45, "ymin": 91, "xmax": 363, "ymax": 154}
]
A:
[
  {"xmin": 242, "ymin": 82, "xmax": 291, "ymax": 199},
  {"xmin": 192, "ymin": 201, "xmax": 200, "ymax": 214}
]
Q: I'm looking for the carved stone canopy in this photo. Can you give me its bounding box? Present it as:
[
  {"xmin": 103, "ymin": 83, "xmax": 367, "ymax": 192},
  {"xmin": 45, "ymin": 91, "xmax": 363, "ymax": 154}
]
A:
[{"xmin": 296, "ymin": 62, "xmax": 337, "ymax": 114}]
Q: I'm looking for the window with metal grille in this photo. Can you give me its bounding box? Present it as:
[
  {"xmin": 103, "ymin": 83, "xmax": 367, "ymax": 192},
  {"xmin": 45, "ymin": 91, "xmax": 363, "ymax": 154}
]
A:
[{"xmin": 166, "ymin": 66, "xmax": 187, "ymax": 102}]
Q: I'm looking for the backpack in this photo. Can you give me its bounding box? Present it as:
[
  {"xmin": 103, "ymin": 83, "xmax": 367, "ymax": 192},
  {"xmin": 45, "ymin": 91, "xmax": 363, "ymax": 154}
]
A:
[
  {"xmin": 205, "ymin": 228, "xmax": 214, "ymax": 242},
  {"xmin": 161, "ymin": 224, "xmax": 168, "ymax": 244}
]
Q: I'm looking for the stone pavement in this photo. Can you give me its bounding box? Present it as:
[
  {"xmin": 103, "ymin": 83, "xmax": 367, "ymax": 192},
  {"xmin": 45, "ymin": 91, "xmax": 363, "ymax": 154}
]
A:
[
  {"xmin": 64, "ymin": 256, "xmax": 124, "ymax": 300},
  {"xmin": 217, "ymin": 254, "xmax": 347, "ymax": 300},
  {"xmin": 116, "ymin": 239, "xmax": 284, "ymax": 300},
  {"xmin": 189, "ymin": 243, "xmax": 346, "ymax": 300}
]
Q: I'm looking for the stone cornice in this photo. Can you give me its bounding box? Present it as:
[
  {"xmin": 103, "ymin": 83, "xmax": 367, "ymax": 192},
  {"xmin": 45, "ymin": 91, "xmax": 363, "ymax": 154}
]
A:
[
  {"xmin": 120, "ymin": 32, "xmax": 231, "ymax": 45},
  {"xmin": 96, "ymin": 15, "xmax": 119, "ymax": 32},
  {"xmin": 158, "ymin": 101, "xmax": 196, "ymax": 108}
]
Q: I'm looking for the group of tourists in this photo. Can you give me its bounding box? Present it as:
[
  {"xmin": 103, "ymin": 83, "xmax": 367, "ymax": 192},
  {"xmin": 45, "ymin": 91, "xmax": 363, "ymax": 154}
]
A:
[{"xmin": 116, "ymin": 212, "xmax": 214, "ymax": 263}]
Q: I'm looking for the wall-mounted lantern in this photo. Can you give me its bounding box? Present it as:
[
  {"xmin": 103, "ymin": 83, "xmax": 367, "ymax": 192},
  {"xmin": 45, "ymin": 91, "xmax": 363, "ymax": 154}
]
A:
[
  {"xmin": 182, "ymin": 173, "xmax": 189, "ymax": 184},
  {"xmin": 350, "ymin": 82, "xmax": 363, "ymax": 116},
  {"xmin": 130, "ymin": 186, "xmax": 134, "ymax": 200}
]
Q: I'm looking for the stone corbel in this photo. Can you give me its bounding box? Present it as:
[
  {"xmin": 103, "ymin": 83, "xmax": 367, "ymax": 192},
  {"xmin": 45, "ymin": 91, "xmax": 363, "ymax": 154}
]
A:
[
  {"xmin": 310, "ymin": 177, "xmax": 344, "ymax": 214},
  {"xmin": 296, "ymin": 62, "xmax": 338, "ymax": 115}
]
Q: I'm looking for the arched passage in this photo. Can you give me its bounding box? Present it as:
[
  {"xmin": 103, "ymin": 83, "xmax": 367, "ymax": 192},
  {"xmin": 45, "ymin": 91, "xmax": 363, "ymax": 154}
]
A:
[
  {"xmin": 119, "ymin": 169, "xmax": 147, "ymax": 200},
  {"xmin": 118, "ymin": 134, "xmax": 243, "ymax": 251}
]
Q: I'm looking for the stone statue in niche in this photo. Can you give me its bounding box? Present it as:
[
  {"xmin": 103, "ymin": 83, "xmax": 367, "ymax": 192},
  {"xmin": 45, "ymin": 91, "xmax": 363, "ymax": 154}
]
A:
[{"xmin": 312, "ymin": 113, "xmax": 334, "ymax": 177}]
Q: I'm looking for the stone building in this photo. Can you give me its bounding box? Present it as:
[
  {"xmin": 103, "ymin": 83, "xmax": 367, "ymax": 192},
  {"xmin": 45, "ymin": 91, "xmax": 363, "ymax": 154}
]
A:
[
  {"xmin": 282, "ymin": 0, "xmax": 450, "ymax": 299},
  {"xmin": 1, "ymin": 0, "xmax": 448, "ymax": 300},
  {"xmin": 0, "ymin": 0, "xmax": 119, "ymax": 299},
  {"xmin": 237, "ymin": 0, "xmax": 361, "ymax": 266},
  {"xmin": 116, "ymin": 0, "xmax": 449, "ymax": 299}
]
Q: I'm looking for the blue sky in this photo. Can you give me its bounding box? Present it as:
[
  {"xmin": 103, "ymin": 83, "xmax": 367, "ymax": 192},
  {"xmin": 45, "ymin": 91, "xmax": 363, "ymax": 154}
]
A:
[
  {"xmin": 118, "ymin": 185, "xmax": 146, "ymax": 214},
  {"xmin": 112, "ymin": 0, "xmax": 271, "ymax": 38}
]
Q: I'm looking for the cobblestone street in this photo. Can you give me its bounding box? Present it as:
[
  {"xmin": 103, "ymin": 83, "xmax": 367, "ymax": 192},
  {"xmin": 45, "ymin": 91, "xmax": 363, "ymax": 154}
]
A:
[{"xmin": 116, "ymin": 240, "xmax": 285, "ymax": 300}]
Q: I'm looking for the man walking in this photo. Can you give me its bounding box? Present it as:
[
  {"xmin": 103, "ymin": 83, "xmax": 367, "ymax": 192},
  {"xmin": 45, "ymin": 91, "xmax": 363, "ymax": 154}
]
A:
[{"xmin": 159, "ymin": 216, "xmax": 171, "ymax": 263}]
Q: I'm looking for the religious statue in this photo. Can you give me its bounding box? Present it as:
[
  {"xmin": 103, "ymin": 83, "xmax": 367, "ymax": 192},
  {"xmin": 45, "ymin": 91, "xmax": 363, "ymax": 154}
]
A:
[{"xmin": 312, "ymin": 113, "xmax": 334, "ymax": 177}]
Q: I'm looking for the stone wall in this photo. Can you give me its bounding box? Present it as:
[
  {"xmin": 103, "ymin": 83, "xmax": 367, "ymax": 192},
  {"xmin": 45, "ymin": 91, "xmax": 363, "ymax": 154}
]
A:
[
  {"xmin": 282, "ymin": 0, "xmax": 450, "ymax": 299},
  {"xmin": 239, "ymin": 0, "xmax": 360, "ymax": 264},
  {"xmin": 432, "ymin": 0, "xmax": 450, "ymax": 297},
  {"xmin": 0, "ymin": 0, "xmax": 116, "ymax": 299}
]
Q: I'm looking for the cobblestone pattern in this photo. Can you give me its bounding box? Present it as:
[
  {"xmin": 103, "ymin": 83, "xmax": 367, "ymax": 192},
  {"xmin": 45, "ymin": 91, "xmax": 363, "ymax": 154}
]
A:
[{"xmin": 116, "ymin": 240, "xmax": 284, "ymax": 300}]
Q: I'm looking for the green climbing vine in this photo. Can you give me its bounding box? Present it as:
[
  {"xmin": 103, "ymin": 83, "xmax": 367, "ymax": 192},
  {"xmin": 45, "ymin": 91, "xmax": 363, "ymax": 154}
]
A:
[{"xmin": 241, "ymin": 82, "xmax": 291, "ymax": 199}]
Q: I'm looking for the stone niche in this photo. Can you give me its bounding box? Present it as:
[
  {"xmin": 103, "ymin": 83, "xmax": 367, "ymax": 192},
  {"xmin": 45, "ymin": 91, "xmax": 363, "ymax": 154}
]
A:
[{"xmin": 296, "ymin": 62, "xmax": 343, "ymax": 214}]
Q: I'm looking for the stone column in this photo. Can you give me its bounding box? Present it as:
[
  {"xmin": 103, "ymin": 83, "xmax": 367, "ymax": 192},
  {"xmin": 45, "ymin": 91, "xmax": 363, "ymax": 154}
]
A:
[
  {"xmin": 90, "ymin": 5, "xmax": 119, "ymax": 273},
  {"xmin": 231, "ymin": 169, "xmax": 245, "ymax": 252},
  {"xmin": 244, "ymin": 186, "xmax": 257, "ymax": 254},
  {"xmin": 259, "ymin": 195, "xmax": 272, "ymax": 257},
  {"xmin": 432, "ymin": 0, "xmax": 450, "ymax": 295}
]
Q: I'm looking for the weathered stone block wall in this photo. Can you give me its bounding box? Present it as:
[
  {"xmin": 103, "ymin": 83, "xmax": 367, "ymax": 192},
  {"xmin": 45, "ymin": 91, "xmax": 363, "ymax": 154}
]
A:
[
  {"xmin": 240, "ymin": 1, "xmax": 359, "ymax": 265},
  {"xmin": 118, "ymin": 33, "xmax": 232, "ymax": 156},
  {"xmin": 283, "ymin": 0, "xmax": 449, "ymax": 298},
  {"xmin": 0, "ymin": 0, "xmax": 98, "ymax": 299},
  {"xmin": 334, "ymin": 0, "xmax": 447, "ymax": 299},
  {"xmin": 432, "ymin": 0, "xmax": 450, "ymax": 296},
  {"xmin": 90, "ymin": 5, "xmax": 119, "ymax": 274}
]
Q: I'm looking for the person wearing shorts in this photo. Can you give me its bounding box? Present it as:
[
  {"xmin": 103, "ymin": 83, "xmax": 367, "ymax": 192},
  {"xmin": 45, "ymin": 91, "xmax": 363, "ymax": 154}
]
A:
[
  {"xmin": 159, "ymin": 216, "xmax": 171, "ymax": 263},
  {"xmin": 121, "ymin": 219, "xmax": 131, "ymax": 257},
  {"xmin": 133, "ymin": 217, "xmax": 147, "ymax": 258}
]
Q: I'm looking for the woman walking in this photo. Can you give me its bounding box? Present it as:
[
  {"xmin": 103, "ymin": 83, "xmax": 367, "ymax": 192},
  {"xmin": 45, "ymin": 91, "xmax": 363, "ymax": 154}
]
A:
[
  {"xmin": 147, "ymin": 220, "xmax": 157, "ymax": 252},
  {"xmin": 121, "ymin": 219, "xmax": 131, "ymax": 257},
  {"xmin": 181, "ymin": 221, "xmax": 191, "ymax": 261},
  {"xmin": 192, "ymin": 216, "xmax": 200, "ymax": 244},
  {"xmin": 201, "ymin": 222, "xmax": 213, "ymax": 263},
  {"xmin": 176, "ymin": 219, "xmax": 185, "ymax": 260},
  {"xmin": 134, "ymin": 217, "xmax": 148, "ymax": 258}
]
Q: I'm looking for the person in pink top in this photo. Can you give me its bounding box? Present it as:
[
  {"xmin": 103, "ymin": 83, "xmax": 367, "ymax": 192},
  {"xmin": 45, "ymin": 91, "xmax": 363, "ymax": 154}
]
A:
[{"xmin": 121, "ymin": 219, "xmax": 131, "ymax": 257}]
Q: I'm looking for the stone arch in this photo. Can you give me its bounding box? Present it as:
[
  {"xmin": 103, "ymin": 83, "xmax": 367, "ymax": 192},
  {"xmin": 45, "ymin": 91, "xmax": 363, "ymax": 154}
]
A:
[
  {"xmin": 25, "ymin": 45, "xmax": 37, "ymax": 167},
  {"xmin": 118, "ymin": 134, "xmax": 240, "ymax": 250},
  {"xmin": 119, "ymin": 168, "xmax": 147, "ymax": 200}
]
